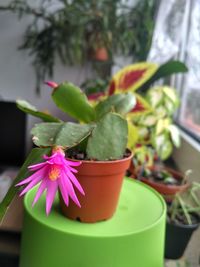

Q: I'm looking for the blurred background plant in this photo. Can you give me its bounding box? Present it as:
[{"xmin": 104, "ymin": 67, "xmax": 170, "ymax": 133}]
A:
[
  {"xmin": 0, "ymin": 0, "xmax": 158, "ymax": 94},
  {"xmin": 86, "ymin": 60, "xmax": 187, "ymax": 169},
  {"xmin": 132, "ymin": 85, "xmax": 181, "ymax": 166}
]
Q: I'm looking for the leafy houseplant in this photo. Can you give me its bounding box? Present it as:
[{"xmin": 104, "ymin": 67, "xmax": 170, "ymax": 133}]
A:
[
  {"xmin": 165, "ymin": 176, "xmax": 200, "ymax": 259},
  {"xmin": 130, "ymin": 85, "xmax": 186, "ymax": 198},
  {"xmin": 0, "ymin": 0, "xmax": 158, "ymax": 93}
]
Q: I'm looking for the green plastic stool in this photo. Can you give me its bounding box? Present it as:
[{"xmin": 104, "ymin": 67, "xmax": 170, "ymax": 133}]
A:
[{"xmin": 20, "ymin": 178, "xmax": 166, "ymax": 267}]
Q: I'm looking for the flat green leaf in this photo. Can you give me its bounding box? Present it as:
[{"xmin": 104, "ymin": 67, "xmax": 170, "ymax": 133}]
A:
[
  {"xmin": 138, "ymin": 115, "xmax": 157, "ymax": 126},
  {"xmin": 95, "ymin": 93, "xmax": 136, "ymax": 119},
  {"xmin": 154, "ymin": 133, "xmax": 173, "ymax": 160},
  {"xmin": 147, "ymin": 88, "xmax": 163, "ymax": 107},
  {"xmin": 31, "ymin": 122, "xmax": 94, "ymax": 148},
  {"xmin": 0, "ymin": 148, "xmax": 51, "ymax": 222},
  {"xmin": 16, "ymin": 100, "xmax": 61, "ymax": 122},
  {"xmin": 168, "ymin": 124, "xmax": 181, "ymax": 147},
  {"xmin": 52, "ymin": 82, "xmax": 96, "ymax": 123},
  {"xmin": 163, "ymin": 86, "xmax": 178, "ymax": 104},
  {"xmin": 140, "ymin": 60, "xmax": 188, "ymax": 92},
  {"xmin": 87, "ymin": 113, "xmax": 128, "ymax": 160}
]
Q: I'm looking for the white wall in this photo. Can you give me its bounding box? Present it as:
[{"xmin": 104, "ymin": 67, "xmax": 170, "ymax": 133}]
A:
[{"xmin": 0, "ymin": 11, "xmax": 91, "ymax": 151}]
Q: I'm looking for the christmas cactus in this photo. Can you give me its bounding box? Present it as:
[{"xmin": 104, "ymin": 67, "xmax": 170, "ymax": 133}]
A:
[
  {"xmin": 0, "ymin": 60, "xmax": 187, "ymax": 219},
  {"xmin": 0, "ymin": 78, "xmax": 136, "ymax": 218}
]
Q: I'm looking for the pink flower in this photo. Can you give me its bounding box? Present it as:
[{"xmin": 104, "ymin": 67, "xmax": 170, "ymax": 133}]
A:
[{"xmin": 16, "ymin": 147, "xmax": 84, "ymax": 215}]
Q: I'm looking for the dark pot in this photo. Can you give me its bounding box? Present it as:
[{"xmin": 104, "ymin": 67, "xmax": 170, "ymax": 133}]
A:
[{"xmin": 165, "ymin": 220, "xmax": 199, "ymax": 259}]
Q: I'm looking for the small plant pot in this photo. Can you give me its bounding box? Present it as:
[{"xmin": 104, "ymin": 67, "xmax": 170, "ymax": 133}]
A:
[
  {"xmin": 134, "ymin": 166, "xmax": 189, "ymax": 199},
  {"xmin": 93, "ymin": 47, "xmax": 109, "ymax": 61},
  {"xmin": 59, "ymin": 151, "xmax": 133, "ymax": 223},
  {"xmin": 165, "ymin": 220, "xmax": 200, "ymax": 259}
]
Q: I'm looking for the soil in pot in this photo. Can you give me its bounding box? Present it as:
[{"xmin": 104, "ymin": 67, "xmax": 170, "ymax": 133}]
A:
[
  {"xmin": 165, "ymin": 213, "xmax": 200, "ymax": 259},
  {"xmin": 59, "ymin": 150, "xmax": 133, "ymax": 223}
]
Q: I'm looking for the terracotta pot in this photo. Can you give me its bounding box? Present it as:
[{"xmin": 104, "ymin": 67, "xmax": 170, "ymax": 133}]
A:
[
  {"xmin": 59, "ymin": 151, "xmax": 133, "ymax": 223},
  {"xmin": 94, "ymin": 47, "xmax": 109, "ymax": 61},
  {"xmin": 133, "ymin": 166, "xmax": 189, "ymax": 197}
]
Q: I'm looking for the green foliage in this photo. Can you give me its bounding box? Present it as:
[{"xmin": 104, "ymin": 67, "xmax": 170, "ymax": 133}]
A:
[
  {"xmin": 87, "ymin": 113, "xmax": 128, "ymax": 160},
  {"xmin": 0, "ymin": 0, "xmax": 158, "ymax": 92},
  {"xmin": 140, "ymin": 60, "xmax": 188, "ymax": 92},
  {"xmin": 95, "ymin": 93, "xmax": 136, "ymax": 119},
  {"xmin": 0, "ymin": 148, "xmax": 51, "ymax": 221},
  {"xmin": 81, "ymin": 78, "xmax": 109, "ymax": 95},
  {"xmin": 133, "ymin": 85, "xmax": 181, "ymax": 161},
  {"xmin": 51, "ymin": 82, "xmax": 96, "ymax": 123},
  {"xmin": 16, "ymin": 100, "xmax": 61, "ymax": 122},
  {"xmin": 169, "ymin": 173, "xmax": 200, "ymax": 225},
  {"xmin": 31, "ymin": 122, "xmax": 94, "ymax": 148}
]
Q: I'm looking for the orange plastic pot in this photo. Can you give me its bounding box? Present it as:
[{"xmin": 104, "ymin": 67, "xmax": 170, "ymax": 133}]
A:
[
  {"xmin": 94, "ymin": 47, "xmax": 109, "ymax": 61},
  {"xmin": 59, "ymin": 151, "xmax": 133, "ymax": 223}
]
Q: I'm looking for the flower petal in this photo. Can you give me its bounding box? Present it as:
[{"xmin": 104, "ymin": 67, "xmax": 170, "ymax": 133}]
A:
[
  {"xmin": 19, "ymin": 175, "xmax": 43, "ymax": 196},
  {"xmin": 64, "ymin": 167, "xmax": 85, "ymax": 195},
  {"xmin": 16, "ymin": 167, "xmax": 46, "ymax": 187},
  {"xmin": 28, "ymin": 162, "xmax": 47, "ymax": 171},
  {"xmin": 65, "ymin": 159, "xmax": 82, "ymax": 167},
  {"xmin": 32, "ymin": 179, "xmax": 47, "ymax": 207},
  {"xmin": 58, "ymin": 178, "xmax": 69, "ymax": 206},
  {"xmin": 46, "ymin": 180, "xmax": 58, "ymax": 215},
  {"xmin": 61, "ymin": 171, "xmax": 81, "ymax": 207}
]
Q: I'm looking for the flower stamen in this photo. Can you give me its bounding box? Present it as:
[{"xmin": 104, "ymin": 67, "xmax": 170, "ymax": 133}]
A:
[{"xmin": 49, "ymin": 165, "xmax": 60, "ymax": 181}]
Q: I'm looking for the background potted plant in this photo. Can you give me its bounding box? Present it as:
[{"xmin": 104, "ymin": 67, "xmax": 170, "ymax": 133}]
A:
[
  {"xmin": 85, "ymin": 60, "xmax": 188, "ymax": 202},
  {"xmin": 131, "ymin": 86, "xmax": 190, "ymax": 199},
  {"xmin": 0, "ymin": 0, "xmax": 158, "ymax": 94},
  {"xmin": 165, "ymin": 172, "xmax": 200, "ymax": 259}
]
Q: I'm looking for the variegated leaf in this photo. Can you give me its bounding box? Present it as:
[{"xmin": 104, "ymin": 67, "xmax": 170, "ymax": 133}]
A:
[
  {"xmin": 168, "ymin": 124, "xmax": 181, "ymax": 147},
  {"xmin": 108, "ymin": 62, "xmax": 158, "ymax": 94}
]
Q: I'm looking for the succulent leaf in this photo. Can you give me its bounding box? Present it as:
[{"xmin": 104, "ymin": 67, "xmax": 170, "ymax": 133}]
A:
[
  {"xmin": 16, "ymin": 100, "xmax": 61, "ymax": 122},
  {"xmin": 87, "ymin": 113, "xmax": 128, "ymax": 160},
  {"xmin": 51, "ymin": 82, "xmax": 96, "ymax": 123},
  {"xmin": 95, "ymin": 93, "xmax": 136, "ymax": 119},
  {"xmin": 31, "ymin": 122, "xmax": 94, "ymax": 148}
]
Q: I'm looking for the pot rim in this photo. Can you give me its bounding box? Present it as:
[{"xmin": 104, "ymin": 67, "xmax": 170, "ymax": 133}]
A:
[
  {"xmin": 167, "ymin": 219, "xmax": 200, "ymax": 229},
  {"xmin": 136, "ymin": 165, "xmax": 190, "ymax": 189},
  {"xmin": 66, "ymin": 149, "xmax": 133, "ymax": 164}
]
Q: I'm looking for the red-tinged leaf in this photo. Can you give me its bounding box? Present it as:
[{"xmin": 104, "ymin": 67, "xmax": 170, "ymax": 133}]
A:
[
  {"xmin": 128, "ymin": 94, "xmax": 151, "ymax": 117},
  {"xmin": 87, "ymin": 92, "xmax": 106, "ymax": 101},
  {"xmin": 108, "ymin": 80, "xmax": 116, "ymax": 95},
  {"xmin": 87, "ymin": 92, "xmax": 107, "ymax": 106},
  {"xmin": 108, "ymin": 63, "xmax": 158, "ymax": 94}
]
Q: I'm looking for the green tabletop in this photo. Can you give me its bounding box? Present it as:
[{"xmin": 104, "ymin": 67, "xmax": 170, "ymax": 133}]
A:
[
  {"xmin": 20, "ymin": 178, "xmax": 166, "ymax": 267},
  {"xmin": 24, "ymin": 178, "xmax": 165, "ymax": 237}
]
